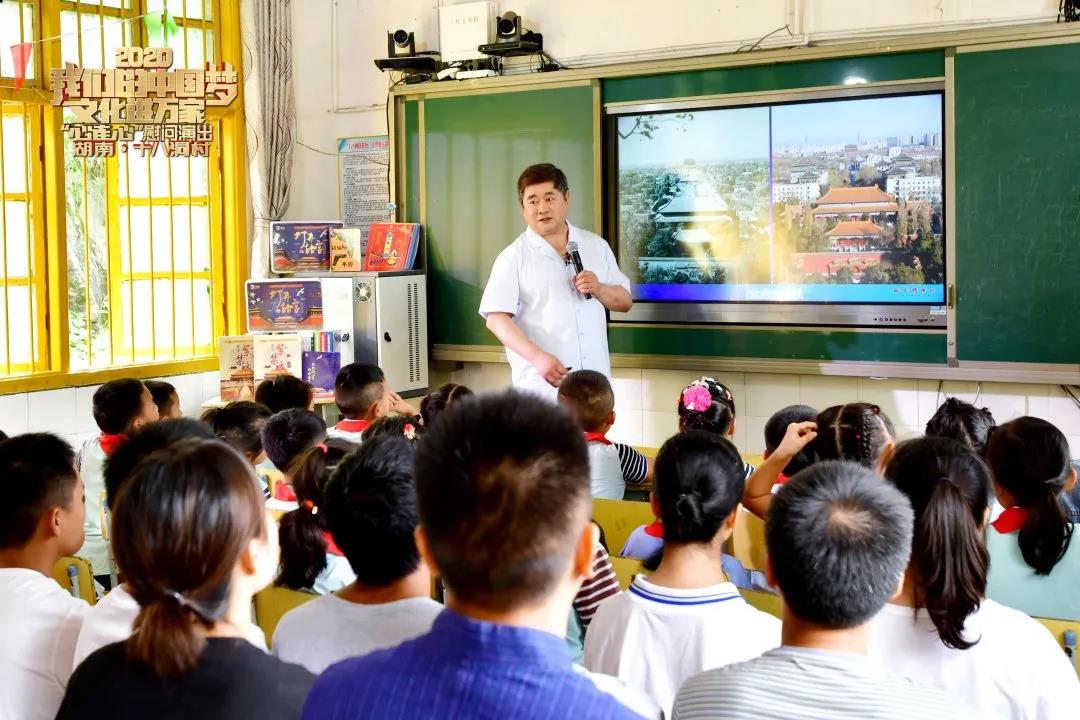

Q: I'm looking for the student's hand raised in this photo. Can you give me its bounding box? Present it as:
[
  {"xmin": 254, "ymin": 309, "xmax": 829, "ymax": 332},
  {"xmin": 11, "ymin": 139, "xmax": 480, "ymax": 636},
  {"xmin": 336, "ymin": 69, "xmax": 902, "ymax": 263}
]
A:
[{"xmin": 776, "ymin": 421, "xmax": 818, "ymax": 459}]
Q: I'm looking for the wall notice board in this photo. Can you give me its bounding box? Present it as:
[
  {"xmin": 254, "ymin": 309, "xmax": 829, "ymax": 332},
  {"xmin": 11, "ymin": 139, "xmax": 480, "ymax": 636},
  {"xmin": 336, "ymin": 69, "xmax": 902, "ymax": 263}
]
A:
[{"xmin": 402, "ymin": 39, "xmax": 1080, "ymax": 371}]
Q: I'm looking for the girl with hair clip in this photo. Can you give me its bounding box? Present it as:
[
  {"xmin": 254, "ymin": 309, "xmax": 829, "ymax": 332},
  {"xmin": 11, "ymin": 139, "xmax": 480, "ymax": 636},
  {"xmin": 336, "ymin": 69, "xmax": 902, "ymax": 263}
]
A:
[
  {"xmin": 868, "ymin": 436, "xmax": 1080, "ymax": 718},
  {"xmin": 984, "ymin": 417, "xmax": 1080, "ymax": 620},
  {"xmin": 56, "ymin": 439, "xmax": 314, "ymax": 720},
  {"xmin": 925, "ymin": 397, "xmax": 997, "ymax": 456},
  {"xmin": 275, "ymin": 438, "xmax": 357, "ymax": 595},
  {"xmin": 742, "ymin": 402, "xmax": 896, "ymax": 519},
  {"xmin": 584, "ymin": 430, "xmax": 781, "ymax": 717}
]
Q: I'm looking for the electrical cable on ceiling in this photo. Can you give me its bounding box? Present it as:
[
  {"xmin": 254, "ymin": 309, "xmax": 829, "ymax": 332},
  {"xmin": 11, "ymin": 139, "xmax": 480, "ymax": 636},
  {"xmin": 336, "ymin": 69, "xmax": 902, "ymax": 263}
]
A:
[{"xmin": 1061, "ymin": 385, "xmax": 1080, "ymax": 412}]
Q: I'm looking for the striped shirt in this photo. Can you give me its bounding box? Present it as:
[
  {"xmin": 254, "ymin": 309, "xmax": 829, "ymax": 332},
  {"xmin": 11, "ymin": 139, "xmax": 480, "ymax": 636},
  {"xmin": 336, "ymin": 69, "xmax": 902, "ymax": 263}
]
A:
[
  {"xmin": 673, "ymin": 646, "xmax": 975, "ymax": 720},
  {"xmin": 301, "ymin": 609, "xmax": 640, "ymax": 720},
  {"xmin": 615, "ymin": 443, "xmax": 649, "ymax": 484},
  {"xmin": 574, "ymin": 546, "xmax": 621, "ymax": 628}
]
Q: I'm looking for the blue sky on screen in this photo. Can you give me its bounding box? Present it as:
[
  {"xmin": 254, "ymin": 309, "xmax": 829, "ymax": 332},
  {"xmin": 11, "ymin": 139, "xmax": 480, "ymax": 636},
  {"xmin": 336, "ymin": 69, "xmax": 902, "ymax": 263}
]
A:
[
  {"xmin": 772, "ymin": 93, "xmax": 942, "ymax": 146},
  {"xmin": 618, "ymin": 94, "xmax": 942, "ymax": 167},
  {"xmin": 618, "ymin": 106, "xmax": 769, "ymax": 167}
]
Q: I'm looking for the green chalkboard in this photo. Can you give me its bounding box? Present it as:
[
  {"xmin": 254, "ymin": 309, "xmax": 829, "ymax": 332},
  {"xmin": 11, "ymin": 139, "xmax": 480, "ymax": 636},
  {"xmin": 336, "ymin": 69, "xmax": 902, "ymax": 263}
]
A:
[
  {"xmin": 955, "ymin": 43, "xmax": 1080, "ymax": 364},
  {"xmin": 422, "ymin": 85, "xmax": 597, "ymax": 347}
]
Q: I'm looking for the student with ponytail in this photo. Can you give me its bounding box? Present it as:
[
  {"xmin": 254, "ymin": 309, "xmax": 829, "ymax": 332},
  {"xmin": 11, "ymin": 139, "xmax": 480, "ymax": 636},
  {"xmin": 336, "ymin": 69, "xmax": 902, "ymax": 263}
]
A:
[
  {"xmin": 867, "ymin": 437, "xmax": 1079, "ymax": 718},
  {"xmin": 275, "ymin": 438, "xmax": 357, "ymax": 594},
  {"xmin": 984, "ymin": 417, "xmax": 1080, "ymax": 620},
  {"xmin": 57, "ymin": 439, "xmax": 313, "ymax": 720},
  {"xmin": 584, "ymin": 430, "xmax": 781, "ymax": 717}
]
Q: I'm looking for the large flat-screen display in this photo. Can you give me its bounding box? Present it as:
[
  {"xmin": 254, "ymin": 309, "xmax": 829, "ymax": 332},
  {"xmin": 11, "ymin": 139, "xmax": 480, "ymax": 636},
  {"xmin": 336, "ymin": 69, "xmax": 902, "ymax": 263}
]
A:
[{"xmin": 610, "ymin": 88, "xmax": 946, "ymax": 327}]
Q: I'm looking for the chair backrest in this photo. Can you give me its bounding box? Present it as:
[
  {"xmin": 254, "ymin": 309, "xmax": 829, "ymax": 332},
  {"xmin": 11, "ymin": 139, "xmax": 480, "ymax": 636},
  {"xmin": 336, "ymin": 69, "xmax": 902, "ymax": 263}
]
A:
[
  {"xmin": 731, "ymin": 508, "xmax": 768, "ymax": 571},
  {"xmin": 608, "ymin": 555, "xmax": 645, "ymax": 591},
  {"xmin": 51, "ymin": 556, "xmax": 97, "ymax": 605},
  {"xmin": 742, "ymin": 588, "xmax": 782, "ymax": 619},
  {"xmin": 593, "ymin": 498, "xmax": 655, "ymax": 555},
  {"xmin": 253, "ymin": 586, "xmax": 318, "ymax": 647},
  {"xmin": 1035, "ymin": 616, "xmax": 1080, "ymax": 678}
]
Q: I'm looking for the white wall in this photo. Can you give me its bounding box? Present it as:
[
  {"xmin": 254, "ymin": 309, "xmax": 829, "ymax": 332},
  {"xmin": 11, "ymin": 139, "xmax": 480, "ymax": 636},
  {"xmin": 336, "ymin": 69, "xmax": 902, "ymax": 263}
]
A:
[{"xmin": 5, "ymin": 372, "xmax": 218, "ymax": 452}]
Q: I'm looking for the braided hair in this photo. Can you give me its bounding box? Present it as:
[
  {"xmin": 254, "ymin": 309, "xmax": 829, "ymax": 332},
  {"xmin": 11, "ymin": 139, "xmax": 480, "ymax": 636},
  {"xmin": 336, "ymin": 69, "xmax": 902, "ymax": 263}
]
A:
[{"xmin": 814, "ymin": 403, "xmax": 896, "ymax": 471}]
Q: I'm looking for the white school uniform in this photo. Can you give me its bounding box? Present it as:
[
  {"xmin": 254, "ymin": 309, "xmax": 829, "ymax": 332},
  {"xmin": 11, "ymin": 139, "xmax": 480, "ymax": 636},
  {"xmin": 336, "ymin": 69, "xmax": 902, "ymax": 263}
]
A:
[
  {"xmin": 0, "ymin": 568, "xmax": 87, "ymax": 720},
  {"xmin": 479, "ymin": 222, "xmax": 630, "ymax": 400},
  {"xmin": 588, "ymin": 437, "xmax": 627, "ymax": 500},
  {"xmin": 75, "ymin": 438, "xmax": 110, "ymax": 576},
  {"xmin": 584, "ymin": 575, "xmax": 781, "ymax": 717},
  {"xmin": 325, "ymin": 418, "xmax": 369, "ymax": 445},
  {"xmin": 868, "ymin": 600, "xmax": 1080, "ymax": 719}
]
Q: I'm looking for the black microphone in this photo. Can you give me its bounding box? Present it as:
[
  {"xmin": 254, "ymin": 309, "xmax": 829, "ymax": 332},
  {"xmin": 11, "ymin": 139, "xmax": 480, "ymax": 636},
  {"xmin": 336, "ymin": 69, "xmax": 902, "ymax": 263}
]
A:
[{"xmin": 566, "ymin": 240, "xmax": 591, "ymax": 300}]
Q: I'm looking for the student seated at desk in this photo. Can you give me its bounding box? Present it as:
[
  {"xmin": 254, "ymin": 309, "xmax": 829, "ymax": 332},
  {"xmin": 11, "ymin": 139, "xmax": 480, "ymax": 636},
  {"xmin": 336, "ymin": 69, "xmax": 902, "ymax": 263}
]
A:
[
  {"xmin": 57, "ymin": 440, "xmax": 313, "ymax": 720},
  {"xmin": 762, "ymin": 404, "xmax": 818, "ymax": 485},
  {"xmin": 77, "ymin": 379, "xmax": 160, "ymax": 586},
  {"xmin": 673, "ymin": 462, "xmax": 972, "ymax": 720},
  {"xmin": 326, "ymin": 363, "xmax": 418, "ymax": 443},
  {"xmin": 586, "ymin": 431, "xmax": 780, "ymax": 717},
  {"xmin": 73, "ymin": 419, "xmax": 229, "ymax": 669},
  {"xmin": 202, "ymin": 401, "xmax": 275, "ymax": 498},
  {"xmin": 273, "ymin": 433, "xmax": 442, "ymax": 673},
  {"xmin": 678, "ymin": 377, "xmax": 753, "ymax": 476},
  {"xmin": 144, "ymin": 379, "xmax": 182, "ymax": 419},
  {"xmin": 0, "ymin": 434, "xmax": 88, "ymax": 720},
  {"xmin": 985, "ymin": 417, "xmax": 1080, "ymax": 620},
  {"xmin": 869, "ymin": 437, "xmax": 1080, "ymax": 719},
  {"xmin": 256, "ymin": 375, "xmax": 315, "ymax": 414},
  {"xmin": 301, "ymin": 391, "xmax": 649, "ymax": 720},
  {"xmin": 558, "ymin": 370, "xmax": 651, "ymax": 500},
  {"xmin": 275, "ymin": 439, "xmax": 357, "ymax": 595}
]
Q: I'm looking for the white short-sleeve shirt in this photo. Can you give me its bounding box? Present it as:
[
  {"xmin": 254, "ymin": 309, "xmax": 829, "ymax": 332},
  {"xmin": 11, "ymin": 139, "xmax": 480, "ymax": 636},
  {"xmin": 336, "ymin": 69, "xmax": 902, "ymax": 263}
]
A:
[{"xmin": 479, "ymin": 222, "xmax": 631, "ymax": 399}]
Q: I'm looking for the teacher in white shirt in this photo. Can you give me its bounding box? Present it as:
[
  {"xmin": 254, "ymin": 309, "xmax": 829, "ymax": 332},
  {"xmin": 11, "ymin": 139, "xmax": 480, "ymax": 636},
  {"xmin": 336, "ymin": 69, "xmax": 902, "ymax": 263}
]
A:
[{"xmin": 479, "ymin": 163, "xmax": 633, "ymax": 399}]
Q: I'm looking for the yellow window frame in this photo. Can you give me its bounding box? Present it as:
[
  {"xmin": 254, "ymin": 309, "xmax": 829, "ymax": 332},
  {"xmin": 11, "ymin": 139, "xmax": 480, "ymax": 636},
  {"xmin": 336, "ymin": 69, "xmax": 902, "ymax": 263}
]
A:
[
  {"xmin": 0, "ymin": 104, "xmax": 49, "ymax": 376},
  {"xmin": 0, "ymin": 0, "xmax": 247, "ymax": 394}
]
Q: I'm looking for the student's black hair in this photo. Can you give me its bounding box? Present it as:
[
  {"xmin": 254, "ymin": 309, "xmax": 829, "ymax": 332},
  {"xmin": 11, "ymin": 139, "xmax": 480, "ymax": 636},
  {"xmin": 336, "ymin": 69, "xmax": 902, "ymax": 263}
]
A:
[
  {"xmin": 420, "ymin": 383, "xmax": 473, "ymax": 428},
  {"xmin": 414, "ymin": 390, "xmax": 590, "ymax": 611},
  {"xmin": 333, "ymin": 363, "xmax": 386, "ymax": 419},
  {"xmin": 275, "ymin": 437, "xmax": 356, "ymax": 590},
  {"xmin": 677, "ymin": 377, "xmax": 737, "ymax": 436},
  {"xmin": 0, "ymin": 430, "xmax": 7, "ymax": 441},
  {"xmin": 325, "ymin": 434, "xmax": 421, "ymax": 586},
  {"xmin": 985, "ymin": 417, "xmax": 1075, "ymax": 575},
  {"xmin": 767, "ymin": 460, "xmax": 913, "ymax": 628},
  {"xmin": 765, "ymin": 404, "xmax": 819, "ymax": 476},
  {"xmin": 655, "ymin": 430, "xmax": 746, "ymax": 545},
  {"xmin": 886, "ymin": 437, "xmax": 992, "ymax": 650},
  {"xmin": 113, "ymin": 439, "xmax": 265, "ymax": 677},
  {"xmin": 104, "ymin": 418, "xmax": 216, "ymax": 508},
  {"xmin": 259, "ymin": 409, "xmax": 326, "ymax": 472},
  {"xmin": 254, "ymin": 375, "xmax": 313, "ymax": 414},
  {"xmin": 361, "ymin": 414, "xmax": 424, "ymax": 444},
  {"xmin": 925, "ymin": 398, "xmax": 996, "ymax": 457},
  {"xmin": 201, "ymin": 401, "xmax": 273, "ymax": 463},
  {"xmin": 93, "ymin": 378, "xmax": 149, "ymax": 434},
  {"xmin": 0, "ymin": 433, "xmax": 78, "ymax": 549},
  {"xmin": 813, "ymin": 403, "xmax": 895, "ymax": 469},
  {"xmin": 557, "ymin": 370, "xmax": 615, "ymax": 432},
  {"xmin": 143, "ymin": 380, "xmax": 178, "ymax": 417}
]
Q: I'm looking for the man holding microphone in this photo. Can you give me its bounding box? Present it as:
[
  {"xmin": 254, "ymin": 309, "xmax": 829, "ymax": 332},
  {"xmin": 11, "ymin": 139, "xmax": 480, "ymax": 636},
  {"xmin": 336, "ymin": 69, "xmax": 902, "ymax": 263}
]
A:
[{"xmin": 480, "ymin": 163, "xmax": 633, "ymax": 399}]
